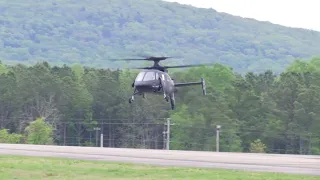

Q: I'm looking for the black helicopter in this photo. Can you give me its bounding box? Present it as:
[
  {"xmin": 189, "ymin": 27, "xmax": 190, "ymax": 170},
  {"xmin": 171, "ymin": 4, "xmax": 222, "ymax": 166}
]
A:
[{"xmin": 112, "ymin": 56, "xmax": 207, "ymax": 110}]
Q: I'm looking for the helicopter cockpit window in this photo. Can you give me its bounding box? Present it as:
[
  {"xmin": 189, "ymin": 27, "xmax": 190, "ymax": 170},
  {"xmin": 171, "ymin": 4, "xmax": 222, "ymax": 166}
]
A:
[
  {"xmin": 143, "ymin": 72, "xmax": 156, "ymax": 81},
  {"xmin": 135, "ymin": 72, "xmax": 145, "ymax": 82}
]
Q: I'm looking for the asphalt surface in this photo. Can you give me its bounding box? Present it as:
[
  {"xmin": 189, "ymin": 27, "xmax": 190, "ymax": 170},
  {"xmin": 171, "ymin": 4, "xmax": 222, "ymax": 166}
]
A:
[{"xmin": 0, "ymin": 143, "xmax": 319, "ymax": 176}]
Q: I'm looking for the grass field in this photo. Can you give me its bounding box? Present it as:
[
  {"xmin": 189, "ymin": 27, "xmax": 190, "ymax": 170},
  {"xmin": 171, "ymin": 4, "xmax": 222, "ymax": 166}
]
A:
[{"xmin": 0, "ymin": 155, "xmax": 319, "ymax": 180}]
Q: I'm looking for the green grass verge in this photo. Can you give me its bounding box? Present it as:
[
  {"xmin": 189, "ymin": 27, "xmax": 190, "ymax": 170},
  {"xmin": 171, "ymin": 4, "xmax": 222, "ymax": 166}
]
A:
[{"xmin": 0, "ymin": 155, "xmax": 318, "ymax": 180}]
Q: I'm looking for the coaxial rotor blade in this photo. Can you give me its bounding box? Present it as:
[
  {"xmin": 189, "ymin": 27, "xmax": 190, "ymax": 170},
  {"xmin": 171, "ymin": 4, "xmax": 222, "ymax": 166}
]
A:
[
  {"xmin": 163, "ymin": 63, "xmax": 213, "ymax": 69},
  {"xmin": 109, "ymin": 58, "xmax": 151, "ymax": 61},
  {"xmin": 130, "ymin": 63, "xmax": 213, "ymax": 70},
  {"xmin": 136, "ymin": 53, "xmax": 182, "ymax": 59},
  {"xmin": 132, "ymin": 67, "xmax": 154, "ymax": 69},
  {"xmin": 109, "ymin": 56, "xmax": 180, "ymax": 61}
]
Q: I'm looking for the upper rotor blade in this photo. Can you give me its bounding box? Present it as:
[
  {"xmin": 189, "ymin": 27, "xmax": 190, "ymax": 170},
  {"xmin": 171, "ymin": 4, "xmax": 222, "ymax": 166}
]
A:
[
  {"xmin": 110, "ymin": 56, "xmax": 175, "ymax": 61},
  {"xmin": 109, "ymin": 58, "xmax": 151, "ymax": 61},
  {"xmin": 130, "ymin": 63, "xmax": 213, "ymax": 70},
  {"xmin": 132, "ymin": 67, "xmax": 154, "ymax": 69},
  {"xmin": 163, "ymin": 63, "xmax": 213, "ymax": 69}
]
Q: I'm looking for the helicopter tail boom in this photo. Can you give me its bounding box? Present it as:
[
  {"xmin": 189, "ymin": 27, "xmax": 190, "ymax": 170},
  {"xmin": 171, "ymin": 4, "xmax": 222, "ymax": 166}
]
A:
[{"xmin": 174, "ymin": 77, "xmax": 206, "ymax": 95}]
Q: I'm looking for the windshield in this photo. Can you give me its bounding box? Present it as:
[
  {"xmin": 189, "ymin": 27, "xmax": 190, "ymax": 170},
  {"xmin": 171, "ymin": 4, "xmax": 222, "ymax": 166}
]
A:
[
  {"xmin": 135, "ymin": 71, "xmax": 156, "ymax": 82},
  {"xmin": 143, "ymin": 72, "xmax": 156, "ymax": 81},
  {"xmin": 135, "ymin": 72, "xmax": 145, "ymax": 82}
]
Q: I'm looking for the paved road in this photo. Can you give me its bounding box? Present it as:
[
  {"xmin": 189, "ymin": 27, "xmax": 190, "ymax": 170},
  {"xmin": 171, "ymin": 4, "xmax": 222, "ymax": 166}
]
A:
[{"xmin": 0, "ymin": 143, "xmax": 319, "ymax": 176}]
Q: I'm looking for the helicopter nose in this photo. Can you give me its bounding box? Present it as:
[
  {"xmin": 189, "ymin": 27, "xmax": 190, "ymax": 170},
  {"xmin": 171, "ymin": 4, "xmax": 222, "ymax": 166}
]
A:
[
  {"xmin": 135, "ymin": 84, "xmax": 151, "ymax": 89},
  {"xmin": 135, "ymin": 82, "xmax": 158, "ymax": 92}
]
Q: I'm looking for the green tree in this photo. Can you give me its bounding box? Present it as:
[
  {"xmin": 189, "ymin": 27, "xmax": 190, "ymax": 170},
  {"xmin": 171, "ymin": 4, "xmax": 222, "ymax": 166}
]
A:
[
  {"xmin": 0, "ymin": 58, "xmax": 320, "ymax": 154},
  {"xmin": 0, "ymin": 129, "xmax": 23, "ymax": 144},
  {"xmin": 250, "ymin": 139, "xmax": 267, "ymax": 153},
  {"xmin": 0, "ymin": 62, "xmax": 8, "ymax": 75},
  {"xmin": 24, "ymin": 117, "xmax": 54, "ymax": 145}
]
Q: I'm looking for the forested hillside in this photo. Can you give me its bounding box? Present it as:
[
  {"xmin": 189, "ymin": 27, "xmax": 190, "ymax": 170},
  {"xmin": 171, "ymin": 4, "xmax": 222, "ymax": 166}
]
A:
[
  {"xmin": 1, "ymin": 0, "xmax": 320, "ymax": 73},
  {"xmin": 1, "ymin": 58, "xmax": 320, "ymax": 154}
]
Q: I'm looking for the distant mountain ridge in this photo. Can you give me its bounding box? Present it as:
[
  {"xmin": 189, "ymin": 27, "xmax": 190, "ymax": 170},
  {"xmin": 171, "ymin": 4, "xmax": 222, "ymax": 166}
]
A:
[{"xmin": 0, "ymin": 0, "xmax": 320, "ymax": 73}]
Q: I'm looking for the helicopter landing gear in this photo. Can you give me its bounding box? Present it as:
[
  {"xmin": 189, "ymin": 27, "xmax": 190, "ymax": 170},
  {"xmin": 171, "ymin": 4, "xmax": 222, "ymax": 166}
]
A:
[
  {"xmin": 129, "ymin": 88, "xmax": 139, "ymax": 104},
  {"xmin": 164, "ymin": 93, "xmax": 169, "ymax": 102},
  {"xmin": 129, "ymin": 96, "xmax": 134, "ymax": 103},
  {"xmin": 169, "ymin": 93, "xmax": 175, "ymax": 110}
]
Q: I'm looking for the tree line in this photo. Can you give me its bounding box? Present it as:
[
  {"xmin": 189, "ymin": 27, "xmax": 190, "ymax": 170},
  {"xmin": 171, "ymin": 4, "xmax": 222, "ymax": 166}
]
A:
[{"xmin": 0, "ymin": 58, "xmax": 319, "ymax": 154}]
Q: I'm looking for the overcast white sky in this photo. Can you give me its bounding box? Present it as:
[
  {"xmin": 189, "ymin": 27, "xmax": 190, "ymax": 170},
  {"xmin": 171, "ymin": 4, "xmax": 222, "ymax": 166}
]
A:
[{"xmin": 163, "ymin": 0, "xmax": 320, "ymax": 31}]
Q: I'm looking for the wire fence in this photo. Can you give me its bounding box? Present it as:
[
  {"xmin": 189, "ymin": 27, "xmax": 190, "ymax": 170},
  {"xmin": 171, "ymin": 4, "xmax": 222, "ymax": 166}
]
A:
[
  {"xmin": 1, "ymin": 117, "xmax": 319, "ymax": 155},
  {"xmin": 45, "ymin": 119, "xmax": 320, "ymax": 155}
]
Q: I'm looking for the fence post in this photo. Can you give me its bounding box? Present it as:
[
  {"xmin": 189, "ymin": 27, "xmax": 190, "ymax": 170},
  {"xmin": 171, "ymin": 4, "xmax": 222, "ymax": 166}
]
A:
[
  {"xmin": 94, "ymin": 127, "xmax": 101, "ymax": 147},
  {"xmin": 216, "ymin": 125, "xmax": 221, "ymax": 152},
  {"xmin": 100, "ymin": 133, "xmax": 103, "ymax": 147}
]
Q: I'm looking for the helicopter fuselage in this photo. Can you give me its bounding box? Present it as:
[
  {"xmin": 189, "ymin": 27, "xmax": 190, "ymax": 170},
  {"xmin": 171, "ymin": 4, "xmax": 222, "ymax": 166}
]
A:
[{"xmin": 133, "ymin": 69, "xmax": 176, "ymax": 95}]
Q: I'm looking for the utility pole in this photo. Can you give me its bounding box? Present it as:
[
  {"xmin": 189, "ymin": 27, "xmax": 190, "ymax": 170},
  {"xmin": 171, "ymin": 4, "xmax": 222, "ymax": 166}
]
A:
[
  {"xmin": 100, "ymin": 133, "xmax": 103, "ymax": 148},
  {"xmin": 166, "ymin": 118, "xmax": 171, "ymax": 150},
  {"xmin": 163, "ymin": 118, "xmax": 174, "ymax": 150},
  {"xmin": 163, "ymin": 126, "xmax": 166, "ymax": 149},
  {"xmin": 101, "ymin": 118, "xmax": 104, "ymax": 148},
  {"xmin": 94, "ymin": 127, "xmax": 101, "ymax": 147},
  {"xmin": 216, "ymin": 125, "xmax": 221, "ymax": 152},
  {"xmin": 63, "ymin": 122, "xmax": 66, "ymax": 146}
]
